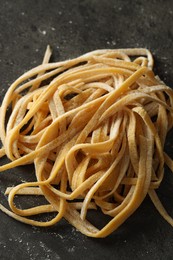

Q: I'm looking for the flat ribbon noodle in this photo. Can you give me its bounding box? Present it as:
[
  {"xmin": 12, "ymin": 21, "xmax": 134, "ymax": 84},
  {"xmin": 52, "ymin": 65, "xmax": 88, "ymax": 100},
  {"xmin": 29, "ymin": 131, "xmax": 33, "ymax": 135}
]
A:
[{"xmin": 0, "ymin": 47, "xmax": 173, "ymax": 237}]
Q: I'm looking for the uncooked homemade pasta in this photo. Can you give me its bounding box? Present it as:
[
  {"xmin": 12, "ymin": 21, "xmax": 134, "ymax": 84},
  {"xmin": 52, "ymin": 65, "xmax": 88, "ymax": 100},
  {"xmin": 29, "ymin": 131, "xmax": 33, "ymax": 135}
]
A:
[{"xmin": 0, "ymin": 46, "xmax": 173, "ymax": 237}]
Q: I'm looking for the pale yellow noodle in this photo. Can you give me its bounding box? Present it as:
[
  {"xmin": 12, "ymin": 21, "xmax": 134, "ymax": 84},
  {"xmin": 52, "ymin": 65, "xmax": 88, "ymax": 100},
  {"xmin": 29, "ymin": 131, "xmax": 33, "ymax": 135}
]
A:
[{"xmin": 0, "ymin": 47, "xmax": 173, "ymax": 237}]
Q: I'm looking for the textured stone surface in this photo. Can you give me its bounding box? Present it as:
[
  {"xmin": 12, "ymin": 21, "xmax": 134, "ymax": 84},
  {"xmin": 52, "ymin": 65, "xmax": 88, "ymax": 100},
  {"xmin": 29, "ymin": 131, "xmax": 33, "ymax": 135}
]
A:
[{"xmin": 0, "ymin": 0, "xmax": 173, "ymax": 259}]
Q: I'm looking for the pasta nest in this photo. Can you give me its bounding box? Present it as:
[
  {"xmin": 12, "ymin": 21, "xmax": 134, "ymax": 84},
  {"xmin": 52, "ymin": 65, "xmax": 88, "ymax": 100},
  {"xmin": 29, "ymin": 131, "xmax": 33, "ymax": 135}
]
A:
[{"xmin": 0, "ymin": 47, "xmax": 173, "ymax": 237}]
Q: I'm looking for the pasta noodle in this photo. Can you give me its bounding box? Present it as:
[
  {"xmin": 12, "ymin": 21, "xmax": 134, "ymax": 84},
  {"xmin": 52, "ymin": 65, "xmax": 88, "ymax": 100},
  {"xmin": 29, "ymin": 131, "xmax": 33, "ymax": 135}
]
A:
[{"xmin": 0, "ymin": 46, "xmax": 173, "ymax": 237}]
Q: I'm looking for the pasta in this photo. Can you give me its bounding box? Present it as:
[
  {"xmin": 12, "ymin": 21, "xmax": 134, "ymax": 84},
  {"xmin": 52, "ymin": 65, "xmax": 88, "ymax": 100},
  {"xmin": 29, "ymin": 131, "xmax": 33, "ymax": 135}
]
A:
[{"xmin": 0, "ymin": 46, "xmax": 173, "ymax": 237}]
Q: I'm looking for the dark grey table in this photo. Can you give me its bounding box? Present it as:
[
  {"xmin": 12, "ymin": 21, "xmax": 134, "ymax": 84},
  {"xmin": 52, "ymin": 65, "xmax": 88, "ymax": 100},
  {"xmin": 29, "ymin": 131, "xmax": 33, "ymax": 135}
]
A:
[{"xmin": 0, "ymin": 0, "xmax": 173, "ymax": 259}]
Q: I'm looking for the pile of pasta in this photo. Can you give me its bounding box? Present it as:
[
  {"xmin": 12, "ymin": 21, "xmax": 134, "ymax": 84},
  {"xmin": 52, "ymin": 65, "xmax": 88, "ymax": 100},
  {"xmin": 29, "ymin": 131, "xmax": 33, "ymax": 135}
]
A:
[{"xmin": 0, "ymin": 46, "xmax": 173, "ymax": 237}]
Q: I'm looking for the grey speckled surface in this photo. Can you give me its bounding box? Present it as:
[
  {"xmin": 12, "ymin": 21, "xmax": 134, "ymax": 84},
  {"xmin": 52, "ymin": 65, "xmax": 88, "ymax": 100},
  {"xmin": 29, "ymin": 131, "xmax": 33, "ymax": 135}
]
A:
[{"xmin": 0, "ymin": 0, "xmax": 173, "ymax": 259}]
